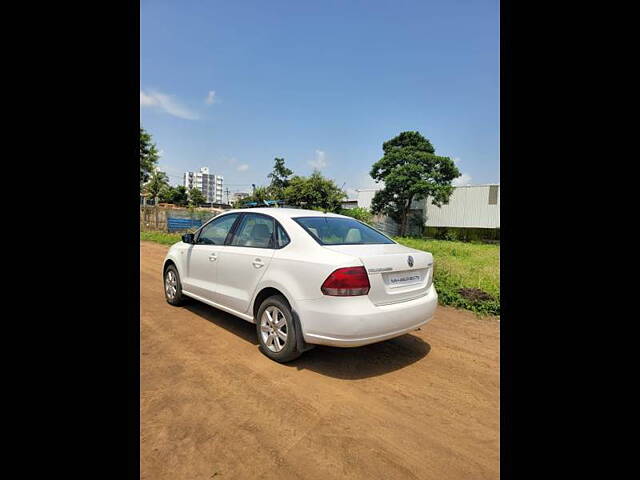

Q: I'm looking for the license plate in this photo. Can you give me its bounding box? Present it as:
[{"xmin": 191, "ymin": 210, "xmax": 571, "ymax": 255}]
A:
[{"xmin": 388, "ymin": 272, "xmax": 423, "ymax": 288}]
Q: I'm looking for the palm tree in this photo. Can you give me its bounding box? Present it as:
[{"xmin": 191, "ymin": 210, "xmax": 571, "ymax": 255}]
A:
[
  {"xmin": 144, "ymin": 170, "xmax": 169, "ymax": 229},
  {"xmin": 145, "ymin": 170, "xmax": 169, "ymax": 204}
]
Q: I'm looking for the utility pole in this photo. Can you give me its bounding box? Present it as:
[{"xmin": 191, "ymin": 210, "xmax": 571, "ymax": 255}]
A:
[{"xmin": 225, "ymin": 187, "xmax": 230, "ymax": 205}]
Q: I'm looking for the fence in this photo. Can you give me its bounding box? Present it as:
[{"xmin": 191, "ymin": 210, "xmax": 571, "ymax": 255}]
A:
[
  {"xmin": 167, "ymin": 218, "xmax": 203, "ymax": 232},
  {"xmin": 371, "ymin": 210, "xmax": 424, "ymax": 237},
  {"xmin": 140, "ymin": 206, "xmax": 219, "ymax": 232},
  {"xmin": 371, "ymin": 214, "xmax": 400, "ymax": 236}
]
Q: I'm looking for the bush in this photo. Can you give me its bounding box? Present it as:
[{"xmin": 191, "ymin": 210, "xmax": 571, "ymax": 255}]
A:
[
  {"xmin": 434, "ymin": 227, "xmax": 458, "ymax": 241},
  {"xmin": 339, "ymin": 207, "xmax": 373, "ymax": 225}
]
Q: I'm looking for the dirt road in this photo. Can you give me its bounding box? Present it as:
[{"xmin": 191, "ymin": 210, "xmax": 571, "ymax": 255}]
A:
[{"xmin": 140, "ymin": 241, "xmax": 499, "ymax": 479}]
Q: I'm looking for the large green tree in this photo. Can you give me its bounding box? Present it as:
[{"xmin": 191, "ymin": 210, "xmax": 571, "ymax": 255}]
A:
[
  {"xmin": 267, "ymin": 157, "xmax": 293, "ymax": 198},
  {"xmin": 370, "ymin": 131, "xmax": 460, "ymax": 236},
  {"xmin": 140, "ymin": 127, "xmax": 160, "ymax": 191},
  {"xmin": 284, "ymin": 170, "xmax": 346, "ymax": 212},
  {"xmin": 188, "ymin": 187, "xmax": 206, "ymax": 206}
]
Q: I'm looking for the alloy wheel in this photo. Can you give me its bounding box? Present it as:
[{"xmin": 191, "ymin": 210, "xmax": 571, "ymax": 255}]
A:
[
  {"xmin": 260, "ymin": 306, "xmax": 288, "ymax": 352},
  {"xmin": 165, "ymin": 270, "xmax": 177, "ymax": 299}
]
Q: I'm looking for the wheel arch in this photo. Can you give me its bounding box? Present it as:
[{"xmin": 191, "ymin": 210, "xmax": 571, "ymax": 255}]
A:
[
  {"xmin": 162, "ymin": 253, "xmax": 185, "ymax": 281},
  {"xmin": 251, "ymin": 285, "xmax": 312, "ymax": 354},
  {"xmin": 163, "ymin": 258, "xmax": 177, "ymax": 274},
  {"xmin": 252, "ymin": 286, "xmax": 292, "ymax": 320}
]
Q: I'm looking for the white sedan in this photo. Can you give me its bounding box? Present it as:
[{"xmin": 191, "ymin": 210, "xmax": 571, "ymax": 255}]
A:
[{"xmin": 163, "ymin": 208, "xmax": 438, "ymax": 362}]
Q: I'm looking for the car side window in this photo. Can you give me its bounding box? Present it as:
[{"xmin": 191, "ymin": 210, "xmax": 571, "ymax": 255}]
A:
[
  {"xmin": 276, "ymin": 224, "xmax": 290, "ymax": 248},
  {"xmin": 230, "ymin": 214, "xmax": 275, "ymax": 248},
  {"xmin": 196, "ymin": 213, "xmax": 239, "ymax": 245}
]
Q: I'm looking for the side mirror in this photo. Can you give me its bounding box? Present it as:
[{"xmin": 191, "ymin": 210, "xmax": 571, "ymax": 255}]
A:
[{"xmin": 182, "ymin": 233, "xmax": 195, "ymax": 244}]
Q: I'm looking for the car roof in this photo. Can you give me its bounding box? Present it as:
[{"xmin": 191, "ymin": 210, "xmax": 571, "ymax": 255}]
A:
[{"xmin": 219, "ymin": 207, "xmax": 348, "ymax": 220}]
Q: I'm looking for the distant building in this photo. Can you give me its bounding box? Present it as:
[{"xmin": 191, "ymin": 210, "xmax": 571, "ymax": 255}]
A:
[
  {"xmin": 183, "ymin": 167, "xmax": 224, "ymax": 204},
  {"xmin": 229, "ymin": 192, "xmax": 250, "ymax": 204},
  {"xmin": 423, "ymin": 184, "xmax": 500, "ymax": 229},
  {"xmin": 341, "ymin": 199, "xmax": 358, "ymax": 209},
  {"xmin": 356, "ymin": 184, "xmax": 500, "ymax": 239}
]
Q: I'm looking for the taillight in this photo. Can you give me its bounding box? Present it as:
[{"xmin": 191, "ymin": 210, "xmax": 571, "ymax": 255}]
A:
[{"xmin": 321, "ymin": 266, "xmax": 370, "ymax": 296}]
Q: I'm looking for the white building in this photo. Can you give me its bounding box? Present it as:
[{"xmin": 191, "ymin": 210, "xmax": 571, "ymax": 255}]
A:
[
  {"xmin": 423, "ymin": 184, "xmax": 499, "ymax": 229},
  {"xmin": 183, "ymin": 167, "xmax": 224, "ymax": 204},
  {"xmin": 356, "ymin": 184, "xmax": 500, "ymax": 236}
]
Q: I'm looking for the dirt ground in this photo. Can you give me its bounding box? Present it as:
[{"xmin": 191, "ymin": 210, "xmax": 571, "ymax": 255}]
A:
[{"xmin": 140, "ymin": 241, "xmax": 500, "ymax": 480}]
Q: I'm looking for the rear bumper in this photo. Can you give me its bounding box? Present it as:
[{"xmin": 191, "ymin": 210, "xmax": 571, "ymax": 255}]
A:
[{"xmin": 296, "ymin": 285, "xmax": 438, "ymax": 347}]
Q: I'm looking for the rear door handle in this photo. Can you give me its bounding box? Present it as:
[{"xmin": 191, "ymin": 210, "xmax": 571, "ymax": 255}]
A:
[
  {"xmin": 209, "ymin": 252, "xmax": 217, "ymax": 261},
  {"xmin": 252, "ymin": 258, "xmax": 264, "ymax": 268}
]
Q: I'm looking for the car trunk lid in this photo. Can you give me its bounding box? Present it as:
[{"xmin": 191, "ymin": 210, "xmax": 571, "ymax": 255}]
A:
[{"xmin": 322, "ymin": 244, "xmax": 433, "ymax": 306}]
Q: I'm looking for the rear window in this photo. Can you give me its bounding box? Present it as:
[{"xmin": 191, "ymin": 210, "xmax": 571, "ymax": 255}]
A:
[{"xmin": 294, "ymin": 217, "xmax": 395, "ymax": 245}]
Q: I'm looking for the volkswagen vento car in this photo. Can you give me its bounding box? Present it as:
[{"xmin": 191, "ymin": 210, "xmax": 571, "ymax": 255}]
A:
[{"xmin": 163, "ymin": 208, "xmax": 437, "ymax": 362}]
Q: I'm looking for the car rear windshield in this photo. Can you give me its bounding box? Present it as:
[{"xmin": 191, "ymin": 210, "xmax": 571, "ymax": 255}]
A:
[{"xmin": 293, "ymin": 216, "xmax": 395, "ymax": 245}]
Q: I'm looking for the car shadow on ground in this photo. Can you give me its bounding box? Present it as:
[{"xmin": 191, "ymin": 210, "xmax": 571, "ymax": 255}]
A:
[
  {"xmin": 287, "ymin": 335, "xmax": 431, "ymax": 380},
  {"xmin": 184, "ymin": 301, "xmax": 431, "ymax": 380},
  {"xmin": 184, "ymin": 301, "xmax": 260, "ymax": 345}
]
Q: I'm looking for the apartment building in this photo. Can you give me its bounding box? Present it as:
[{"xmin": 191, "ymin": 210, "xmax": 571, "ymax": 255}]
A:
[{"xmin": 183, "ymin": 167, "xmax": 224, "ymax": 204}]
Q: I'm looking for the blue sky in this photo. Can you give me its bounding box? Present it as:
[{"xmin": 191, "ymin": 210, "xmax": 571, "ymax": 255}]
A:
[{"xmin": 141, "ymin": 0, "xmax": 499, "ymax": 197}]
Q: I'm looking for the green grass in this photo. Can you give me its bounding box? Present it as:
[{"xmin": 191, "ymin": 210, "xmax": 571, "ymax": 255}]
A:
[
  {"xmin": 140, "ymin": 231, "xmax": 182, "ymax": 246},
  {"xmin": 393, "ymin": 237, "xmax": 499, "ymax": 316},
  {"xmin": 140, "ymin": 230, "xmax": 500, "ymax": 316}
]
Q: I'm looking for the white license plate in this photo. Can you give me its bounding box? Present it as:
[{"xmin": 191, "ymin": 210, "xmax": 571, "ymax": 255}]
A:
[{"xmin": 388, "ymin": 272, "xmax": 423, "ymax": 288}]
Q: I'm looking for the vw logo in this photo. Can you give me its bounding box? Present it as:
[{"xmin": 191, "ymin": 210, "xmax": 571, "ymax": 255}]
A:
[{"xmin": 407, "ymin": 255, "xmax": 414, "ymax": 267}]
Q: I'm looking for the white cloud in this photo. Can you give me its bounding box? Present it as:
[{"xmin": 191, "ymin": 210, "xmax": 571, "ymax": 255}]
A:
[
  {"xmin": 237, "ymin": 163, "xmax": 249, "ymax": 172},
  {"xmin": 309, "ymin": 150, "xmax": 327, "ymax": 169},
  {"xmin": 452, "ymin": 173, "xmax": 473, "ymax": 186},
  {"xmin": 140, "ymin": 90, "xmax": 156, "ymax": 107},
  {"xmin": 205, "ymin": 90, "xmax": 216, "ymax": 105},
  {"xmin": 140, "ymin": 89, "xmax": 199, "ymax": 120}
]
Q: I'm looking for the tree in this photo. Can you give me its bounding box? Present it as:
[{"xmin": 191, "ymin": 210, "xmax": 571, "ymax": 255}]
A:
[
  {"xmin": 169, "ymin": 185, "xmax": 189, "ymax": 207},
  {"xmin": 157, "ymin": 184, "xmax": 189, "ymax": 206},
  {"xmin": 370, "ymin": 131, "xmax": 460, "ymax": 236},
  {"xmin": 188, "ymin": 187, "xmax": 206, "ymax": 207},
  {"xmin": 140, "ymin": 127, "xmax": 160, "ymax": 191},
  {"xmin": 284, "ymin": 170, "xmax": 346, "ymax": 212},
  {"xmin": 241, "ymin": 186, "xmax": 275, "ymax": 206},
  {"xmin": 267, "ymin": 157, "xmax": 293, "ymax": 197},
  {"xmin": 144, "ymin": 169, "xmax": 169, "ymax": 203},
  {"xmin": 158, "ymin": 185, "xmax": 172, "ymax": 203}
]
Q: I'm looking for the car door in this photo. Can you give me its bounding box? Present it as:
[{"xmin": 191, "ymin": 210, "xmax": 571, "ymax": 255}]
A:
[
  {"xmin": 213, "ymin": 212, "xmax": 277, "ymax": 313},
  {"xmin": 182, "ymin": 213, "xmax": 241, "ymax": 301}
]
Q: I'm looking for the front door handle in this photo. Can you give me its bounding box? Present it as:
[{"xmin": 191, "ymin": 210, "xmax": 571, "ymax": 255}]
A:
[
  {"xmin": 209, "ymin": 252, "xmax": 217, "ymax": 261},
  {"xmin": 252, "ymin": 258, "xmax": 264, "ymax": 268}
]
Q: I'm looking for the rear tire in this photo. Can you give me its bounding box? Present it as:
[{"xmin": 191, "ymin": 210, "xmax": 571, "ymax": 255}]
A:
[
  {"xmin": 164, "ymin": 264, "xmax": 185, "ymax": 306},
  {"xmin": 256, "ymin": 295, "xmax": 302, "ymax": 363}
]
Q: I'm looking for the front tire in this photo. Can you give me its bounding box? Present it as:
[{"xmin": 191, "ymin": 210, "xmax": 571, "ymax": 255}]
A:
[
  {"xmin": 256, "ymin": 295, "xmax": 302, "ymax": 363},
  {"xmin": 164, "ymin": 264, "xmax": 185, "ymax": 306}
]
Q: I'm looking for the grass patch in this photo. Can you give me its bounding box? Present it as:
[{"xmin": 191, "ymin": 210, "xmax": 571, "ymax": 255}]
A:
[
  {"xmin": 140, "ymin": 231, "xmax": 182, "ymax": 246},
  {"xmin": 394, "ymin": 237, "xmax": 499, "ymax": 316},
  {"xmin": 139, "ymin": 230, "xmax": 500, "ymax": 316}
]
